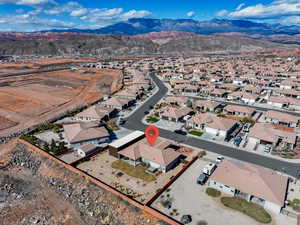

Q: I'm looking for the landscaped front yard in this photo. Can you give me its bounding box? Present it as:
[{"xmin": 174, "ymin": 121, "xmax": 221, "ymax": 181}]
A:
[
  {"xmin": 188, "ymin": 130, "xmax": 204, "ymax": 137},
  {"xmin": 146, "ymin": 116, "xmax": 160, "ymax": 123},
  {"xmin": 111, "ymin": 160, "xmax": 156, "ymax": 182},
  {"xmin": 221, "ymin": 197, "xmax": 272, "ymax": 224}
]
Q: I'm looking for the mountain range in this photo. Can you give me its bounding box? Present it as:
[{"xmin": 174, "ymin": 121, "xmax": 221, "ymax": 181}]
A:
[
  {"xmin": 1, "ymin": 18, "xmax": 300, "ymax": 57},
  {"xmin": 44, "ymin": 18, "xmax": 300, "ymax": 36}
]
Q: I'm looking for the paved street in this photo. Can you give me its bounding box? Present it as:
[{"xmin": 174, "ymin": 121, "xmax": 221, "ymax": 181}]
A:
[{"xmin": 123, "ymin": 72, "xmax": 300, "ymax": 178}]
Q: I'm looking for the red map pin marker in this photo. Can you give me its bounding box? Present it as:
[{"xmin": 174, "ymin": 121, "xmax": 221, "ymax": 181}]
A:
[{"xmin": 145, "ymin": 125, "xmax": 159, "ymax": 146}]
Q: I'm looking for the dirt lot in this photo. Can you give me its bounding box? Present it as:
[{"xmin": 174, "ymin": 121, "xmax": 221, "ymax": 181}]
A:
[
  {"xmin": 0, "ymin": 66, "xmax": 123, "ymax": 138},
  {"xmin": 152, "ymin": 153, "xmax": 296, "ymax": 225},
  {"xmin": 77, "ymin": 150, "xmax": 184, "ymax": 203},
  {"xmin": 0, "ymin": 58, "xmax": 99, "ymax": 74},
  {"xmin": 0, "ymin": 141, "xmax": 163, "ymax": 225}
]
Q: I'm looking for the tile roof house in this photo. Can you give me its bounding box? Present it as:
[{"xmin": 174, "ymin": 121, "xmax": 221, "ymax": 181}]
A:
[
  {"xmin": 117, "ymin": 138, "xmax": 182, "ymax": 173},
  {"xmin": 165, "ymin": 96, "xmax": 188, "ymax": 106},
  {"xmin": 192, "ymin": 100, "xmax": 221, "ymax": 112},
  {"xmin": 74, "ymin": 105, "xmax": 117, "ymax": 122},
  {"xmin": 208, "ymin": 160, "xmax": 288, "ymax": 214},
  {"xmin": 186, "ymin": 113, "xmax": 238, "ymax": 138},
  {"xmin": 224, "ymin": 105, "xmax": 256, "ymax": 118},
  {"xmin": 248, "ymin": 123, "xmax": 297, "ymax": 149},
  {"xmin": 63, "ymin": 122, "xmax": 110, "ymax": 147},
  {"xmin": 264, "ymin": 110, "xmax": 299, "ymax": 128},
  {"xmin": 100, "ymin": 96, "xmax": 135, "ymax": 110},
  {"xmin": 160, "ymin": 106, "xmax": 192, "ymax": 122}
]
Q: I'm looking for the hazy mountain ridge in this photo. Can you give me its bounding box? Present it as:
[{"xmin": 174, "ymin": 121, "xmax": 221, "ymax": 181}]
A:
[{"xmin": 42, "ymin": 18, "xmax": 300, "ymax": 36}]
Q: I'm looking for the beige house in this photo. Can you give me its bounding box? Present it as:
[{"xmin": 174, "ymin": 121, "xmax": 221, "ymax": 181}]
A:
[
  {"xmin": 63, "ymin": 122, "xmax": 110, "ymax": 148},
  {"xmin": 209, "ymin": 160, "xmax": 288, "ymax": 214}
]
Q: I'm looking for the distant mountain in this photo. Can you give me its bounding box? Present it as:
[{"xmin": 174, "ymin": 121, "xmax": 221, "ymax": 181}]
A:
[{"xmin": 42, "ymin": 18, "xmax": 300, "ymax": 36}]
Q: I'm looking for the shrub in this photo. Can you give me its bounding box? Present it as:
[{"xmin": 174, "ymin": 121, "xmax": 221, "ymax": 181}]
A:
[
  {"xmin": 206, "ymin": 188, "xmax": 221, "ymax": 198},
  {"xmin": 221, "ymin": 197, "xmax": 272, "ymax": 223}
]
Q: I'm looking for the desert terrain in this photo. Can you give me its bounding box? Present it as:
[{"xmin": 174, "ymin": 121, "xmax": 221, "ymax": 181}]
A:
[
  {"xmin": 0, "ymin": 63, "xmax": 123, "ymax": 139},
  {"xmin": 0, "ymin": 140, "xmax": 162, "ymax": 225}
]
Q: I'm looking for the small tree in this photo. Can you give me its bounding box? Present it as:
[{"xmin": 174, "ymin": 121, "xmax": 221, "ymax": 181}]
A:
[{"xmin": 241, "ymin": 117, "xmax": 255, "ymax": 125}]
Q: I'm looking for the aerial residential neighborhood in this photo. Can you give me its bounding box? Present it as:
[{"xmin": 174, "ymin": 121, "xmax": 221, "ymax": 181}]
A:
[
  {"xmin": 1, "ymin": 54, "xmax": 298, "ymax": 225},
  {"xmin": 2, "ymin": 1, "xmax": 300, "ymax": 225}
]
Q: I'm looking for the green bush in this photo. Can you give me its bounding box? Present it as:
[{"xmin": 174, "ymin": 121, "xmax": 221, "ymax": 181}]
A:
[
  {"xmin": 241, "ymin": 117, "xmax": 255, "ymax": 125},
  {"xmin": 206, "ymin": 188, "xmax": 221, "ymax": 197},
  {"xmin": 221, "ymin": 197, "xmax": 272, "ymax": 223},
  {"xmin": 189, "ymin": 130, "xmax": 204, "ymax": 136},
  {"xmin": 146, "ymin": 116, "xmax": 160, "ymax": 123}
]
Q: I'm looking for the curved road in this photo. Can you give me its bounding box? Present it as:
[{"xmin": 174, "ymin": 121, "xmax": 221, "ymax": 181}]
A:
[{"xmin": 123, "ymin": 72, "xmax": 300, "ymax": 178}]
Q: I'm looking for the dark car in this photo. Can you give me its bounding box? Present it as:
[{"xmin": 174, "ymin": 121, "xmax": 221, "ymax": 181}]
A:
[
  {"xmin": 174, "ymin": 130, "xmax": 187, "ymax": 135},
  {"xmin": 197, "ymin": 173, "xmax": 208, "ymax": 185},
  {"xmin": 119, "ymin": 119, "xmax": 126, "ymax": 125},
  {"xmin": 144, "ymin": 111, "xmax": 150, "ymax": 114},
  {"xmin": 234, "ymin": 136, "xmax": 242, "ymax": 146}
]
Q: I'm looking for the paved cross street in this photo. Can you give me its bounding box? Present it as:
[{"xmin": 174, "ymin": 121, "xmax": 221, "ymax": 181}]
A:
[{"xmin": 123, "ymin": 72, "xmax": 300, "ymax": 178}]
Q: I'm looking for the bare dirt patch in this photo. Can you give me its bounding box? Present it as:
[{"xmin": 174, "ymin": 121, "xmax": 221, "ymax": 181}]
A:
[
  {"xmin": 0, "ymin": 66, "xmax": 123, "ymax": 138},
  {"xmin": 0, "ymin": 142, "xmax": 163, "ymax": 225}
]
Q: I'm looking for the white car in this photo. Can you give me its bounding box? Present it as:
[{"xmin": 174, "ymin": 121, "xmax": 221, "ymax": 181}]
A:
[{"xmin": 216, "ymin": 156, "xmax": 225, "ymax": 163}]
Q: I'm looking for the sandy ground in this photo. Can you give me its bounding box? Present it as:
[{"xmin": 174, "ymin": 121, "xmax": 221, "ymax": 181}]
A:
[
  {"xmin": 77, "ymin": 150, "xmax": 184, "ymax": 203},
  {"xmin": 152, "ymin": 153, "xmax": 297, "ymax": 225},
  {"xmin": 0, "ymin": 66, "xmax": 123, "ymax": 138}
]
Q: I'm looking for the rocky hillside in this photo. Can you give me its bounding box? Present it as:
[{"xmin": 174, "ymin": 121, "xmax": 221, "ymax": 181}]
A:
[
  {"xmin": 0, "ymin": 142, "xmax": 165, "ymax": 225},
  {"xmin": 0, "ymin": 33, "xmax": 294, "ymax": 56}
]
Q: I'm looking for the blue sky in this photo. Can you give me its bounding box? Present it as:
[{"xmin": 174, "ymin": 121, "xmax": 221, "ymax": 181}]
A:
[{"xmin": 0, "ymin": 0, "xmax": 299, "ymax": 31}]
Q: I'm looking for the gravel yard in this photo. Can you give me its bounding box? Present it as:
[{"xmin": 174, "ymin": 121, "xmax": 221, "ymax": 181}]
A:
[{"xmin": 152, "ymin": 155, "xmax": 296, "ymax": 225}]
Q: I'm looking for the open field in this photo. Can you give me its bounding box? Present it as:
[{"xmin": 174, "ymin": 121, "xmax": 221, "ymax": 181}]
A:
[
  {"xmin": 0, "ymin": 66, "xmax": 123, "ymax": 138},
  {"xmin": 0, "ymin": 140, "xmax": 161, "ymax": 225},
  {"xmin": 0, "ymin": 58, "xmax": 99, "ymax": 74}
]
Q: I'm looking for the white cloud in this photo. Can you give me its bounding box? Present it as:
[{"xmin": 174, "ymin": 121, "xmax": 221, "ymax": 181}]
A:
[
  {"xmin": 0, "ymin": 13, "xmax": 76, "ymax": 31},
  {"xmin": 0, "ymin": 0, "xmax": 57, "ymax": 8},
  {"xmin": 0, "ymin": 0, "xmax": 152, "ymax": 31},
  {"xmin": 70, "ymin": 8, "xmax": 87, "ymax": 17},
  {"xmin": 215, "ymin": 9, "xmax": 229, "ymax": 17},
  {"xmin": 44, "ymin": 1, "xmax": 81, "ymax": 15},
  {"xmin": 228, "ymin": 0, "xmax": 300, "ymax": 19},
  {"xmin": 187, "ymin": 11, "xmax": 195, "ymax": 18},
  {"xmin": 236, "ymin": 3, "xmax": 245, "ymax": 11}
]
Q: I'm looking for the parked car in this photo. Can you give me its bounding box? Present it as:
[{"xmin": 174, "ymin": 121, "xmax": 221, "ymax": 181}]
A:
[
  {"xmin": 264, "ymin": 145, "xmax": 272, "ymax": 153},
  {"xmin": 216, "ymin": 156, "xmax": 225, "ymax": 163},
  {"xmin": 233, "ymin": 136, "xmax": 242, "ymax": 146},
  {"xmin": 197, "ymin": 173, "xmax": 209, "ymax": 185},
  {"xmin": 119, "ymin": 119, "xmax": 126, "ymax": 125},
  {"xmin": 144, "ymin": 111, "xmax": 150, "ymax": 114},
  {"xmin": 243, "ymin": 123, "xmax": 251, "ymax": 132},
  {"xmin": 203, "ymin": 163, "xmax": 217, "ymax": 176},
  {"xmin": 174, "ymin": 130, "xmax": 187, "ymax": 136}
]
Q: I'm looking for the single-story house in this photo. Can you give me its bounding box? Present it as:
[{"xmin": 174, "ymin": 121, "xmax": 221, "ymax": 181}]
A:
[
  {"xmin": 264, "ymin": 110, "xmax": 299, "ymax": 128},
  {"xmin": 165, "ymin": 96, "xmax": 188, "ymax": 106},
  {"xmin": 63, "ymin": 122, "xmax": 110, "ymax": 148},
  {"xmin": 192, "ymin": 100, "xmax": 221, "ymax": 112},
  {"xmin": 208, "ymin": 160, "xmax": 288, "ymax": 214},
  {"xmin": 74, "ymin": 105, "xmax": 117, "ymax": 122},
  {"xmin": 160, "ymin": 106, "xmax": 193, "ymax": 122},
  {"xmin": 248, "ymin": 123, "xmax": 297, "ymax": 149},
  {"xmin": 223, "ymin": 105, "xmax": 256, "ymax": 118},
  {"xmin": 114, "ymin": 137, "xmax": 182, "ymax": 173},
  {"xmin": 186, "ymin": 113, "xmax": 238, "ymax": 138},
  {"xmin": 100, "ymin": 97, "xmax": 135, "ymax": 110}
]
